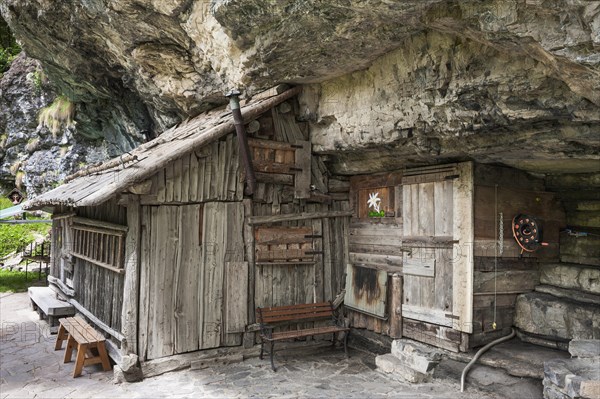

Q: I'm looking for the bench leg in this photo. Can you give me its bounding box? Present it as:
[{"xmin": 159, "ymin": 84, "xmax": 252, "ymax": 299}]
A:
[
  {"xmin": 343, "ymin": 331, "xmax": 349, "ymax": 357},
  {"xmin": 54, "ymin": 324, "xmax": 68, "ymax": 350},
  {"xmin": 96, "ymin": 341, "xmax": 112, "ymax": 372},
  {"xmin": 332, "ymin": 332, "xmax": 337, "ymax": 347},
  {"xmin": 259, "ymin": 339, "xmax": 264, "ymax": 360},
  {"xmin": 73, "ymin": 343, "xmax": 87, "ymax": 378},
  {"xmin": 64, "ymin": 336, "xmax": 76, "ymax": 363},
  {"xmin": 269, "ymin": 341, "xmax": 276, "ymax": 372}
]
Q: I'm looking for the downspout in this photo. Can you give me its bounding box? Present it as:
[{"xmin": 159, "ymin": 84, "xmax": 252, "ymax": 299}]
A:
[
  {"xmin": 460, "ymin": 328, "xmax": 516, "ymax": 392},
  {"xmin": 226, "ymin": 89, "xmax": 256, "ymax": 196}
]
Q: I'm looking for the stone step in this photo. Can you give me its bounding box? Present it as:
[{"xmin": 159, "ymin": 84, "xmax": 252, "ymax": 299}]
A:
[
  {"xmin": 375, "ymin": 353, "xmax": 431, "ymax": 383},
  {"xmin": 390, "ymin": 339, "xmax": 442, "ymax": 374},
  {"xmin": 543, "ymin": 357, "xmax": 600, "ymax": 399},
  {"xmin": 514, "ymin": 292, "xmax": 600, "ymax": 345},
  {"xmin": 539, "ymin": 263, "xmax": 600, "ymax": 295}
]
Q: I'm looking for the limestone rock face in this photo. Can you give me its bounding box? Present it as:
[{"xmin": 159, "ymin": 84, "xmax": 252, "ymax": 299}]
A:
[
  {"xmin": 0, "ymin": 1, "xmax": 598, "ymax": 175},
  {"xmin": 0, "ymin": 54, "xmax": 112, "ymax": 195}
]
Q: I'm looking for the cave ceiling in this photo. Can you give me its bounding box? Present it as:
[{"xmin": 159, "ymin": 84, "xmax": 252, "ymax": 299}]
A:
[{"xmin": 0, "ymin": 0, "xmax": 598, "ymax": 176}]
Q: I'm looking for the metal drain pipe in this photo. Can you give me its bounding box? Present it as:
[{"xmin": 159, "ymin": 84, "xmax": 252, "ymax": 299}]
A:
[
  {"xmin": 226, "ymin": 89, "xmax": 256, "ymax": 196},
  {"xmin": 460, "ymin": 328, "xmax": 516, "ymax": 392}
]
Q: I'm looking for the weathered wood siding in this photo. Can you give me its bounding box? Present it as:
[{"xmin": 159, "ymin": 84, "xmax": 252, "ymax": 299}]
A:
[
  {"xmin": 72, "ymin": 199, "xmax": 127, "ymax": 332},
  {"xmin": 140, "ymin": 134, "xmax": 243, "ymax": 204},
  {"xmin": 138, "ymin": 202, "xmax": 244, "ymax": 360},
  {"xmin": 345, "ymin": 172, "xmax": 403, "ymax": 336},
  {"xmin": 252, "ymin": 201, "xmax": 349, "ymax": 310}
]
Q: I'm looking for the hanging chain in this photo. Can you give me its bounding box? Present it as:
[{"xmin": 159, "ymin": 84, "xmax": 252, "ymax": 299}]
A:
[{"xmin": 499, "ymin": 211, "xmax": 504, "ymax": 256}]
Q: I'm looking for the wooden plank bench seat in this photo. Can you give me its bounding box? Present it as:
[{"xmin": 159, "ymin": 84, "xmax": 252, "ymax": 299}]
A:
[
  {"xmin": 28, "ymin": 286, "xmax": 75, "ymax": 331},
  {"xmin": 256, "ymin": 302, "xmax": 350, "ymax": 371},
  {"xmin": 54, "ymin": 316, "xmax": 112, "ymax": 377}
]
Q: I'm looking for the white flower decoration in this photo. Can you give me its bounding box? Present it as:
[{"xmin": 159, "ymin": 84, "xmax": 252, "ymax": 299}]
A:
[{"xmin": 367, "ymin": 192, "xmax": 381, "ymax": 213}]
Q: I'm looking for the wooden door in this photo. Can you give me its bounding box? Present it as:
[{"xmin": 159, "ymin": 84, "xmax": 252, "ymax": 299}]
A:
[
  {"xmin": 138, "ymin": 202, "xmax": 245, "ymax": 360},
  {"xmin": 402, "ymin": 162, "xmax": 474, "ymax": 333}
]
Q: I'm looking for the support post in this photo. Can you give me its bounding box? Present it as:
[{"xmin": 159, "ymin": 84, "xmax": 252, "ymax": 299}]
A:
[
  {"xmin": 121, "ymin": 195, "xmax": 141, "ymax": 355},
  {"xmin": 389, "ymin": 273, "xmax": 403, "ymax": 339}
]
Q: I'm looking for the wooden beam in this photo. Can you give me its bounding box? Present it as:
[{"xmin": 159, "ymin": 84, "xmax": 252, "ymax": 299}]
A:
[
  {"xmin": 72, "ymin": 216, "xmax": 128, "ymax": 232},
  {"xmin": 70, "ymin": 252, "xmax": 125, "ymax": 274},
  {"xmin": 247, "ymin": 210, "xmax": 353, "ymax": 225},
  {"xmin": 47, "ymin": 275, "xmax": 75, "ymax": 297},
  {"xmin": 121, "ymin": 196, "xmax": 141, "ymax": 355}
]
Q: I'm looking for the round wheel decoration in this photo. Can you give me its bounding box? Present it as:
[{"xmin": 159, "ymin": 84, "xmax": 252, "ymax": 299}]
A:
[{"xmin": 512, "ymin": 214, "xmax": 543, "ymax": 253}]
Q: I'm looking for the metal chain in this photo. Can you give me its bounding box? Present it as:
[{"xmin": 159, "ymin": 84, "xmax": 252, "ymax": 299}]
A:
[{"xmin": 499, "ymin": 212, "xmax": 504, "ymax": 256}]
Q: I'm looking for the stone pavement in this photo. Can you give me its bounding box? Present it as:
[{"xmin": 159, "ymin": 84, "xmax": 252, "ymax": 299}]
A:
[{"xmin": 1, "ymin": 292, "xmax": 501, "ymax": 398}]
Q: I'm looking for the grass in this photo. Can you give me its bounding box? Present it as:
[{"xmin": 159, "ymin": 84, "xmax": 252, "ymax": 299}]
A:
[
  {"xmin": 38, "ymin": 95, "xmax": 75, "ymax": 137},
  {"xmin": 0, "ymin": 197, "xmax": 51, "ymax": 258},
  {"xmin": 0, "ymin": 268, "xmax": 47, "ymax": 293}
]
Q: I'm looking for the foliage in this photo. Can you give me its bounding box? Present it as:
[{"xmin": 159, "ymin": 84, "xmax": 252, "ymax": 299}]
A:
[
  {"xmin": 0, "ymin": 269, "xmax": 47, "ymax": 293},
  {"xmin": 0, "ymin": 198, "xmax": 51, "ymax": 258},
  {"xmin": 0, "ymin": 16, "xmax": 20, "ymax": 74},
  {"xmin": 38, "ymin": 95, "xmax": 76, "ymax": 137},
  {"xmin": 26, "ymin": 68, "xmax": 46, "ymax": 92},
  {"xmin": 368, "ymin": 210, "xmax": 385, "ymax": 218}
]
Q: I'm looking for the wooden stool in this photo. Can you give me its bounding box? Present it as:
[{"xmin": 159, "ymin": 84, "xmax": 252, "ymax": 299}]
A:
[{"xmin": 55, "ymin": 316, "xmax": 112, "ymax": 377}]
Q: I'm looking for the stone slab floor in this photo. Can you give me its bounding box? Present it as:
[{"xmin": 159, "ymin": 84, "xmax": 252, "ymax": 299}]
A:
[{"xmin": 1, "ymin": 292, "xmax": 501, "ymax": 399}]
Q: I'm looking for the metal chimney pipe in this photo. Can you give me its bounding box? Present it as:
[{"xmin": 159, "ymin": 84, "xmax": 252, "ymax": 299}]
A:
[{"xmin": 226, "ymin": 89, "xmax": 256, "ymax": 196}]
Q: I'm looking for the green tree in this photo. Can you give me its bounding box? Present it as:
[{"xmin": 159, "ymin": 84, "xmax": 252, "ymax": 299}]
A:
[{"xmin": 0, "ymin": 16, "xmax": 21, "ymax": 74}]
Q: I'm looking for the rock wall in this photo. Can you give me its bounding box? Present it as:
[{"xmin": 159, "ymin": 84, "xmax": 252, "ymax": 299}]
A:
[
  {"xmin": 0, "ymin": 54, "xmax": 111, "ymax": 196},
  {"xmin": 0, "ymin": 0, "xmax": 598, "ymax": 175}
]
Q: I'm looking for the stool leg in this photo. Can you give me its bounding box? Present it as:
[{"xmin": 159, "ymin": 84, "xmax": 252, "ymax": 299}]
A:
[
  {"xmin": 64, "ymin": 336, "xmax": 75, "ymax": 363},
  {"xmin": 54, "ymin": 325, "xmax": 67, "ymax": 350},
  {"xmin": 73, "ymin": 343, "xmax": 87, "ymax": 377},
  {"xmin": 97, "ymin": 341, "xmax": 112, "ymax": 371}
]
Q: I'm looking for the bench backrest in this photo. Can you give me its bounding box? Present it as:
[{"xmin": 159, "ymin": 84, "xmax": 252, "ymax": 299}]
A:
[{"xmin": 256, "ymin": 302, "xmax": 334, "ymax": 325}]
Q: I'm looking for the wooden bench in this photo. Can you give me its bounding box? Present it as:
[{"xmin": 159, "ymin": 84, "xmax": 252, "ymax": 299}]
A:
[
  {"xmin": 54, "ymin": 316, "xmax": 112, "ymax": 377},
  {"xmin": 28, "ymin": 286, "xmax": 75, "ymax": 331},
  {"xmin": 256, "ymin": 302, "xmax": 350, "ymax": 371}
]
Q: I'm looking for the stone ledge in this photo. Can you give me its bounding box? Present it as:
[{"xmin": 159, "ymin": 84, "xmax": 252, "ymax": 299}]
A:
[
  {"xmin": 514, "ymin": 292, "xmax": 600, "ymax": 341},
  {"xmin": 569, "ymin": 340, "xmax": 600, "ymax": 359},
  {"xmin": 539, "ymin": 263, "xmax": 600, "ymax": 295}
]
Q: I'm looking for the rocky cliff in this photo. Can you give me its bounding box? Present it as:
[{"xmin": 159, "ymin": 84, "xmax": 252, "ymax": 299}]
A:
[
  {"xmin": 0, "ymin": 53, "xmax": 111, "ymax": 196},
  {"xmin": 0, "ymin": 0, "xmax": 598, "ymax": 177}
]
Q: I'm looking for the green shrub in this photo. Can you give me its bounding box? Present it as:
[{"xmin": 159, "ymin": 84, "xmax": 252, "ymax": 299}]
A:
[
  {"xmin": 0, "ymin": 17, "xmax": 21, "ymax": 74},
  {"xmin": 0, "ymin": 198, "xmax": 51, "ymax": 258}
]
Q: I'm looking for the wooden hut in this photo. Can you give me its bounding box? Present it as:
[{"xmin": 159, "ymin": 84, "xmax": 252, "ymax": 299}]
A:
[
  {"xmin": 344, "ymin": 162, "xmax": 565, "ymax": 351},
  {"xmin": 25, "ymin": 86, "xmax": 352, "ymax": 362},
  {"xmin": 25, "ymin": 84, "xmax": 568, "ymax": 370}
]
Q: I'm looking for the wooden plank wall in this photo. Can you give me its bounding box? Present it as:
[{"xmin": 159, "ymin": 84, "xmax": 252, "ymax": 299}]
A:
[
  {"xmin": 345, "ymin": 172, "xmax": 403, "ymax": 335},
  {"xmin": 141, "ymin": 134, "xmax": 243, "ymax": 204},
  {"xmin": 469, "ymin": 164, "xmax": 565, "ymax": 348},
  {"xmin": 72, "ymin": 199, "xmax": 127, "ymax": 332},
  {"xmin": 138, "ymin": 203, "xmax": 245, "ymax": 360},
  {"xmin": 252, "ymin": 200, "xmax": 349, "ymax": 310}
]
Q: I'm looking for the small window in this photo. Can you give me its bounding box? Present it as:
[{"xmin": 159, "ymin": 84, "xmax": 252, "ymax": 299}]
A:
[{"xmin": 358, "ymin": 187, "xmax": 395, "ymax": 219}]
